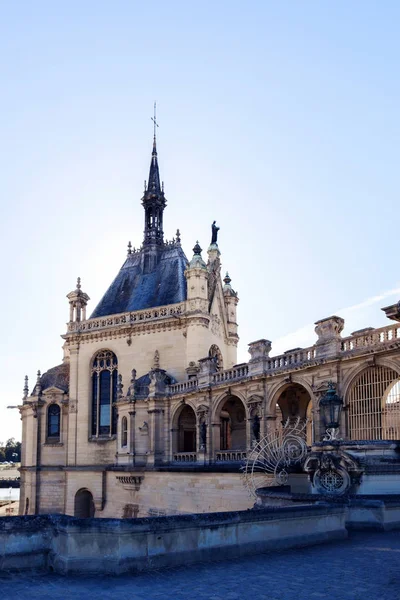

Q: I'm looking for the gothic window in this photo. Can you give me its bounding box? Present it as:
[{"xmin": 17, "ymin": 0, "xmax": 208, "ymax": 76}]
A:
[
  {"xmin": 121, "ymin": 416, "xmax": 128, "ymax": 447},
  {"xmin": 209, "ymin": 345, "xmax": 223, "ymax": 371},
  {"xmin": 47, "ymin": 404, "xmax": 60, "ymax": 439},
  {"xmin": 91, "ymin": 350, "xmax": 118, "ymax": 437}
]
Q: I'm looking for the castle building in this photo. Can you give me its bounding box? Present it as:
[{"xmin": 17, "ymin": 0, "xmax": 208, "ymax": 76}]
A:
[{"xmin": 19, "ymin": 135, "xmax": 400, "ymax": 518}]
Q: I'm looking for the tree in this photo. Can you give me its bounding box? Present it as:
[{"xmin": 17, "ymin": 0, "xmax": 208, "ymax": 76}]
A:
[{"xmin": 4, "ymin": 438, "xmax": 21, "ymax": 462}]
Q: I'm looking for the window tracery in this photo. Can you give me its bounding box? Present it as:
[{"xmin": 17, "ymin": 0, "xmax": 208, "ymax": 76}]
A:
[{"xmin": 91, "ymin": 350, "xmax": 118, "ymax": 437}]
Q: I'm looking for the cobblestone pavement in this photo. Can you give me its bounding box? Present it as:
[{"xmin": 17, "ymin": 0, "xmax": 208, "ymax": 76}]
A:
[{"xmin": 1, "ymin": 531, "xmax": 399, "ymax": 600}]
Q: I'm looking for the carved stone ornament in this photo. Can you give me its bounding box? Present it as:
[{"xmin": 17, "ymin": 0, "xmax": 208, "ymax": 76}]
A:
[
  {"xmin": 304, "ymin": 449, "xmax": 362, "ymax": 496},
  {"xmin": 248, "ymin": 339, "xmax": 272, "ymax": 362},
  {"xmin": 148, "ymin": 368, "xmax": 167, "ymax": 397},
  {"xmin": 314, "ymin": 316, "xmax": 344, "ymax": 345}
]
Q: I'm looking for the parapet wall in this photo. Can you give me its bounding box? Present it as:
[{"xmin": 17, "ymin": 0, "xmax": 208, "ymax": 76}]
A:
[{"xmin": 0, "ymin": 505, "xmax": 347, "ymax": 575}]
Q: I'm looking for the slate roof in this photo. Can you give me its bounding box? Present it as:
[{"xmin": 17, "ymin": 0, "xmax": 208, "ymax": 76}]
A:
[
  {"xmin": 90, "ymin": 244, "xmax": 188, "ymax": 318},
  {"xmin": 38, "ymin": 363, "xmax": 70, "ymax": 393}
]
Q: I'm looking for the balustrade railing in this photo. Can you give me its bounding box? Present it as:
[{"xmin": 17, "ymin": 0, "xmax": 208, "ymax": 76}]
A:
[
  {"xmin": 173, "ymin": 452, "xmax": 197, "ymax": 463},
  {"xmin": 67, "ymin": 302, "xmax": 186, "ymax": 333},
  {"xmin": 168, "ymin": 380, "xmax": 198, "ymax": 394},
  {"xmin": 341, "ymin": 324, "xmax": 400, "ymax": 353},
  {"xmin": 215, "ymin": 450, "xmax": 247, "ymax": 461},
  {"xmin": 212, "ymin": 365, "xmax": 249, "ymax": 384},
  {"xmin": 265, "ymin": 347, "xmax": 317, "ymax": 371}
]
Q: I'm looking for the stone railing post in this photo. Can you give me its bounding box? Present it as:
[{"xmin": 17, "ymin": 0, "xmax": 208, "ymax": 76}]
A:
[
  {"xmin": 197, "ymin": 357, "xmax": 217, "ymax": 388},
  {"xmin": 248, "ymin": 339, "xmax": 272, "ymax": 375},
  {"xmin": 314, "ymin": 316, "xmax": 344, "ymax": 358}
]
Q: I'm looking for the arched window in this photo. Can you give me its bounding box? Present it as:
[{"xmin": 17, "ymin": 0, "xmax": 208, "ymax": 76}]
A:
[
  {"xmin": 47, "ymin": 404, "xmax": 60, "ymax": 439},
  {"xmin": 121, "ymin": 416, "xmax": 128, "ymax": 447},
  {"xmin": 91, "ymin": 350, "xmax": 118, "ymax": 437}
]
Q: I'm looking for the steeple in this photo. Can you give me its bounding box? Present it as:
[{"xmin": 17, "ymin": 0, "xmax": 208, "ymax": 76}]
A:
[{"xmin": 142, "ymin": 103, "xmax": 166, "ymax": 246}]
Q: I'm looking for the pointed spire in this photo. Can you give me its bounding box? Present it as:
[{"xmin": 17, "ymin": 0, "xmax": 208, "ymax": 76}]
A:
[
  {"xmin": 34, "ymin": 370, "xmax": 42, "ymax": 396},
  {"xmin": 148, "ymin": 102, "xmax": 161, "ymax": 194},
  {"xmin": 23, "ymin": 375, "xmax": 29, "ymax": 400},
  {"xmin": 142, "ymin": 104, "xmax": 166, "ymax": 246}
]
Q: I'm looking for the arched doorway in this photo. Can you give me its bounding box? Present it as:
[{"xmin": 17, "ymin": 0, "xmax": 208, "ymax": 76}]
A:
[
  {"xmin": 177, "ymin": 405, "xmax": 197, "ymax": 452},
  {"xmin": 275, "ymin": 383, "xmax": 312, "ymax": 444},
  {"xmin": 219, "ymin": 396, "xmax": 246, "ymax": 451},
  {"xmin": 74, "ymin": 489, "xmax": 95, "ymax": 518},
  {"xmin": 347, "ymin": 366, "xmax": 400, "ymax": 440}
]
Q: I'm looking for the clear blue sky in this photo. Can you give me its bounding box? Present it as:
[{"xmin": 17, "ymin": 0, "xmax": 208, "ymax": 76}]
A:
[{"xmin": 1, "ymin": 1, "xmax": 399, "ymax": 441}]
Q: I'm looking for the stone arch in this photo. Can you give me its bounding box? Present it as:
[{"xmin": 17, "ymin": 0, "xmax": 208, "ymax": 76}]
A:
[
  {"xmin": 214, "ymin": 394, "xmax": 247, "ymax": 451},
  {"xmin": 267, "ymin": 376, "xmax": 315, "ymax": 416},
  {"xmin": 341, "ymin": 357, "xmax": 400, "ymax": 403},
  {"xmin": 74, "ymin": 488, "xmax": 95, "ymax": 518},
  {"xmin": 345, "ymin": 363, "xmax": 400, "ymax": 441},
  {"xmin": 268, "ymin": 380, "xmax": 313, "ymax": 444},
  {"xmin": 212, "ymin": 389, "xmax": 249, "ymax": 423},
  {"xmin": 172, "ymin": 402, "xmax": 197, "ymax": 453}
]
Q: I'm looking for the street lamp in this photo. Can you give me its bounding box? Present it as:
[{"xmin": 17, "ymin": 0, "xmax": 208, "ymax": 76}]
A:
[{"xmin": 320, "ymin": 381, "xmax": 343, "ymax": 441}]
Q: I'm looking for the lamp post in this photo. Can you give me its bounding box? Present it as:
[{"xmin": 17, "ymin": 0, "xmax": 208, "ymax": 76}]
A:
[{"xmin": 320, "ymin": 381, "xmax": 343, "ymax": 441}]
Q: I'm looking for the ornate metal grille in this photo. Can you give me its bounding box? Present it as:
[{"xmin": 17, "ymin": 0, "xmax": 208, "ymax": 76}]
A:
[
  {"xmin": 348, "ymin": 366, "xmax": 400, "ymax": 440},
  {"xmin": 242, "ymin": 417, "xmax": 309, "ymax": 498}
]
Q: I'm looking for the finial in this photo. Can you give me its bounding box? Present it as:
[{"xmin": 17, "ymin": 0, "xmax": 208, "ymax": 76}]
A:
[
  {"xmin": 193, "ymin": 241, "xmax": 202, "ymax": 255},
  {"xmin": 153, "ymin": 349, "xmax": 160, "ymax": 369},
  {"xmin": 76, "ymin": 277, "xmax": 81, "ymax": 290},
  {"xmin": 144, "ymin": 180, "xmax": 147, "ymax": 192},
  {"xmin": 151, "ymin": 102, "xmax": 159, "ymax": 148},
  {"xmin": 176, "ymin": 229, "xmax": 181, "ymax": 243},
  {"xmin": 223, "ymin": 272, "xmax": 231, "ymax": 285},
  {"xmin": 127, "ymin": 241, "xmax": 132, "ymax": 256},
  {"xmin": 117, "ymin": 374, "xmax": 124, "ymax": 400},
  {"xmin": 34, "ymin": 370, "xmax": 42, "ymax": 396},
  {"xmin": 162, "ymin": 181, "xmax": 164, "ymax": 193},
  {"xmin": 23, "ymin": 375, "xmax": 29, "ymax": 399}
]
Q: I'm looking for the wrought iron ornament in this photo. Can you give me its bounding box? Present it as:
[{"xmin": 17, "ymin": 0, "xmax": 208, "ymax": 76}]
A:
[{"xmin": 242, "ymin": 417, "xmax": 309, "ymax": 498}]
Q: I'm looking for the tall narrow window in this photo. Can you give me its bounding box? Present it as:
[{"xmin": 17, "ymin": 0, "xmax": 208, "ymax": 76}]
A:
[
  {"xmin": 91, "ymin": 350, "xmax": 118, "ymax": 437},
  {"xmin": 121, "ymin": 416, "xmax": 128, "ymax": 447},
  {"xmin": 47, "ymin": 404, "xmax": 60, "ymax": 439}
]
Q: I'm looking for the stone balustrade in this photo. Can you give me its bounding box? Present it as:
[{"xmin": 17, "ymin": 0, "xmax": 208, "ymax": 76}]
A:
[
  {"xmin": 341, "ymin": 324, "xmax": 400, "ymax": 353},
  {"xmin": 67, "ymin": 303, "xmax": 186, "ymax": 333},
  {"xmin": 173, "ymin": 452, "xmax": 197, "ymax": 463},
  {"xmin": 212, "ymin": 365, "xmax": 249, "ymax": 384},
  {"xmin": 216, "ymin": 450, "xmax": 247, "ymax": 462},
  {"xmin": 265, "ymin": 347, "xmax": 317, "ymax": 371},
  {"xmin": 168, "ymin": 380, "xmax": 198, "ymax": 394}
]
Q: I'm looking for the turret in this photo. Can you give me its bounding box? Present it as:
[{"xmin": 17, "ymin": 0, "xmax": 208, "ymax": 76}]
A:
[{"xmin": 67, "ymin": 277, "xmax": 90, "ymax": 323}]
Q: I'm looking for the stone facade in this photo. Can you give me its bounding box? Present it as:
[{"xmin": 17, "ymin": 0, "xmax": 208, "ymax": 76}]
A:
[{"xmin": 18, "ymin": 139, "xmax": 400, "ymax": 518}]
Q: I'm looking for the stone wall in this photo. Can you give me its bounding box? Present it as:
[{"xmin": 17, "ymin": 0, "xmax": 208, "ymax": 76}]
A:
[{"xmin": 0, "ymin": 504, "xmax": 347, "ymax": 574}]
